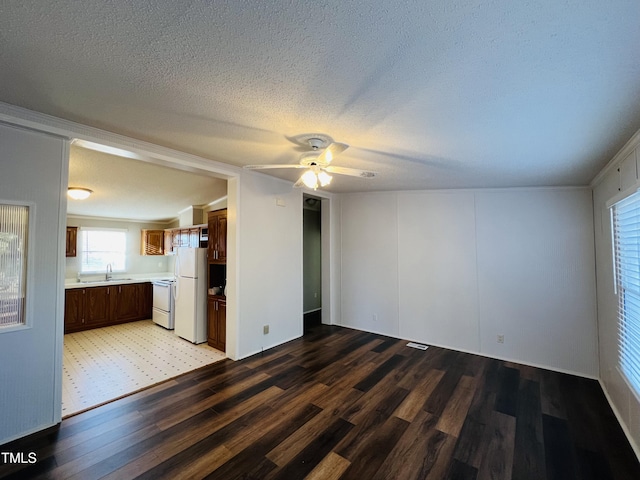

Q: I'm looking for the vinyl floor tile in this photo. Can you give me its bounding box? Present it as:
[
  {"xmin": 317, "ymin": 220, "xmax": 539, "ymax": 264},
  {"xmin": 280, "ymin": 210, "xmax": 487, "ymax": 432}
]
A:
[{"xmin": 62, "ymin": 320, "xmax": 225, "ymax": 416}]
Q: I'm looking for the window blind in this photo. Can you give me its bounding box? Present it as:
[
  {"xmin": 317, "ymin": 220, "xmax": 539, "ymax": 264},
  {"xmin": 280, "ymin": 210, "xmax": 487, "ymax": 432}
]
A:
[
  {"xmin": 0, "ymin": 203, "xmax": 29, "ymax": 328},
  {"xmin": 612, "ymin": 190, "xmax": 640, "ymax": 398}
]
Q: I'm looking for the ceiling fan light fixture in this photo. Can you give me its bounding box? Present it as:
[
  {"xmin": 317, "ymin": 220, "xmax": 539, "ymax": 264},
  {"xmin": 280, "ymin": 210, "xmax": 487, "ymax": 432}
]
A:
[
  {"xmin": 318, "ymin": 170, "xmax": 332, "ymax": 186},
  {"xmin": 67, "ymin": 187, "xmax": 93, "ymax": 200},
  {"xmin": 301, "ymin": 170, "xmax": 318, "ymax": 189}
]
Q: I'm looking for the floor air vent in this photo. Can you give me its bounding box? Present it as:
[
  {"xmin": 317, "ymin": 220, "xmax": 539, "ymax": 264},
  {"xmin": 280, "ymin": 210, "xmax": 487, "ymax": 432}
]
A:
[{"xmin": 406, "ymin": 342, "xmax": 429, "ymax": 350}]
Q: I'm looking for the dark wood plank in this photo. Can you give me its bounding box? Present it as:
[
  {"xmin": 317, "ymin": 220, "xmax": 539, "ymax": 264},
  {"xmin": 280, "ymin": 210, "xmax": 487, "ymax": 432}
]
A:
[
  {"xmin": 196, "ymin": 403, "xmax": 322, "ymax": 479},
  {"xmin": 512, "ymin": 378, "xmax": 546, "ymax": 480},
  {"xmin": 452, "ymin": 416, "xmax": 487, "ymax": 469},
  {"xmin": 495, "ymin": 366, "xmax": 520, "ymax": 417},
  {"xmin": 352, "ymin": 353, "xmax": 406, "ymax": 392},
  {"xmin": 476, "ymin": 411, "xmax": 516, "ymax": 480},
  {"xmin": 446, "ymin": 458, "xmax": 479, "ymax": 480},
  {"xmin": 372, "ymin": 409, "xmax": 447, "ymax": 480},
  {"xmin": 542, "ymin": 413, "xmax": 579, "ymax": 480},
  {"xmin": 265, "ymin": 417, "xmax": 354, "ymax": 480},
  {"xmin": 339, "ymin": 415, "xmax": 409, "ymax": 479},
  {"xmin": 423, "ymin": 365, "xmax": 464, "ymax": 417}
]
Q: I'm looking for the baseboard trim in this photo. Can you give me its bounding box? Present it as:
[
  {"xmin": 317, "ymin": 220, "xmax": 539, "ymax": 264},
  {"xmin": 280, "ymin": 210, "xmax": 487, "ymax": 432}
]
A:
[{"xmin": 599, "ymin": 379, "xmax": 640, "ymax": 463}]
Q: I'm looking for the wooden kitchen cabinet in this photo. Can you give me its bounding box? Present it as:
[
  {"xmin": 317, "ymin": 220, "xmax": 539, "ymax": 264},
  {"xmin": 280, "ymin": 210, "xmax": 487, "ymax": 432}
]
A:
[
  {"xmin": 163, "ymin": 225, "xmax": 206, "ymax": 254},
  {"xmin": 207, "ymin": 209, "xmax": 227, "ymax": 264},
  {"xmin": 66, "ymin": 226, "xmax": 78, "ymax": 257},
  {"xmin": 85, "ymin": 286, "xmax": 112, "ymax": 327},
  {"xmin": 207, "ymin": 295, "xmax": 226, "ymax": 352},
  {"xmin": 140, "ymin": 282, "xmax": 152, "ymax": 317},
  {"xmin": 113, "ymin": 283, "xmax": 141, "ymax": 322},
  {"xmin": 64, "ymin": 289, "xmax": 85, "ymax": 333},
  {"xmin": 111, "ymin": 282, "xmax": 152, "ymax": 323},
  {"xmin": 141, "ymin": 229, "xmax": 164, "ymax": 255},
  {"xmin": 63, "ymin": 282, "xmax": 153, "ymax": 333},
  {"xmin": 122, "ymin": 282, "xmax": 153, "ymax": 323}
]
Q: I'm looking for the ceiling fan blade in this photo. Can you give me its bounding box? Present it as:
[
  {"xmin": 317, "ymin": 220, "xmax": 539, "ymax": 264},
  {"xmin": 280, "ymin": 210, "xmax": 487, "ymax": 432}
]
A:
[
  {"xmin": 293, "ymin": 177, "xmax": 306, "ymax": 188},
  {"xmin": 316, "ymin": 142, "xmax": 348, "ymax": 165},
  {"xmin": 244, "ymin": 164, "xmax": 306, "ymax": 170},
  {"xmin": 325, "ymin": 165, "xmax": 377, "ymax": 178}
]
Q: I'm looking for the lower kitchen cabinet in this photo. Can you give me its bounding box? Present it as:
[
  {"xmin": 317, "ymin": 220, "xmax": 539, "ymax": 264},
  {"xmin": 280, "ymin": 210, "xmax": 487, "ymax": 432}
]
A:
[
  {"xmin": 113, "ymin": 283, "xmax": 152, "ymax": 322},
  {"xmin": 85, "ymin": 286, "xmax": 112, "ymax": 327},
  {"xmin": 64, "ymin": 288, "xmax": 85, "ymax": 332},
  {"xmin": 207, "ymin": 295, "xmax": 226, "ymax": 352},
  {"xmin": 64, "ymin": 282, "xmax": 153, "ymax": 333}
]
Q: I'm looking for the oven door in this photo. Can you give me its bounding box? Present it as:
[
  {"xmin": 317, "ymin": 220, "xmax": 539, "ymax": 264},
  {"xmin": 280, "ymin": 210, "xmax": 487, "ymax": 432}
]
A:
[{"xmin": 152, "ymin": 282, "xmax": 171, "ymax": 311}]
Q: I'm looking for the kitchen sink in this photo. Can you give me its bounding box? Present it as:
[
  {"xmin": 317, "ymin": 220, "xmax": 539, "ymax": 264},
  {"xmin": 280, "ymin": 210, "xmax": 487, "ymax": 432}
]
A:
[{"xmin": 79, "ymin": 278, "xmax": 134, "ymax": 284}]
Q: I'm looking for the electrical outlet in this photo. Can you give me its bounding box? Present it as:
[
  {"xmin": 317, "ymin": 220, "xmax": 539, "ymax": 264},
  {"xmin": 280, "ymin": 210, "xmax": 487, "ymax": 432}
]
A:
[
  {"xmin": 263, "ymin": 325, "xmax": 269, "ymax": 335},
  {"xmin": 373, "ymin": 314, "xmax": 378, "ymax": 322},
  {"xmin": 497, "ymin": 334, "xmax": 504, "ymax": 344}
]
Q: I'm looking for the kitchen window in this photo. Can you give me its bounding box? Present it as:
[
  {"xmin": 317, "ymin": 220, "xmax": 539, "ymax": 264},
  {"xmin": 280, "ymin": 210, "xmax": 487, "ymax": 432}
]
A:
[
  {"xmin": 79, "ymin": 228, "xmax": 127, "ymax": 273},
  {"xmin": 612, "ymin": 190, "xmax": 640, "ymax": 399}
]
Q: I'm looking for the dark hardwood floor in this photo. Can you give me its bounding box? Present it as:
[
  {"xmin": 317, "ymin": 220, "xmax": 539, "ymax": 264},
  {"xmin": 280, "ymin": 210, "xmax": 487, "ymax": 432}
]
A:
[{"xmin": 1, "ymin": 325, "xmax": 639, "ymax": 479}]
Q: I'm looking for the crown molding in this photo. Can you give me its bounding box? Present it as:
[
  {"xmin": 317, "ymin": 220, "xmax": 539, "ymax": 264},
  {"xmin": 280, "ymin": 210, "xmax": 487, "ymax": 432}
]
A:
[{"xmin": 591, "ymin": 128, "xmax": 640, "ymax": 187}]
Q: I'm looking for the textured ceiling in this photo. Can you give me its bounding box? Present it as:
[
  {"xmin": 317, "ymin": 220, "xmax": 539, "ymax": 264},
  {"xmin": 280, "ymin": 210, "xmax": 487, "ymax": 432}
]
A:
[
  {"xmin": 2, "ymin": 1, "xmax": 640, "ymax": 193},
  {"xmin": 68, "ymin": 145, "xmax": 227, "ymax": 222}
]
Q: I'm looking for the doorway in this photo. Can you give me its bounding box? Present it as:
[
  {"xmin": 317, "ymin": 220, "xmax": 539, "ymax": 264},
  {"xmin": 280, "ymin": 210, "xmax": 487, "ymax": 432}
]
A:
[
  {"xmin": 303, "ymin": 194, "xmax": 322, "ymax": 333},
  {"xmin": 62, "ymin": 142, "xmax": 232, "ymax": 416}
]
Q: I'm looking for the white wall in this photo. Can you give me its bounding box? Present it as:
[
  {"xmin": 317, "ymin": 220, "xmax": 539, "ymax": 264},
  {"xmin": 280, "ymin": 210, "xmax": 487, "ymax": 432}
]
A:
[
  {"xmin": 592, "ymin": 134, "xmax": 640, "ymax": 457},
  {"xmin": 236, "ymin": 171, "xmax": 304, "ymax": 358},
  {"xmin": 340, "ymin": 187, "xmax": 598, "ymax": 377},
  {"xmin": 65, "ymin": 217, "xmax": 172, "ymax": 279},
  {"xmin": 475, "ymin": 189, "xmax": 597, "ymax": 374},
  {"xmin": 0, "ymin": 123, "xmax": 67, "ymax": 444},
  {"xmin": 398, "ymin": 191, "xmax": 479, "ymax": 351},
  {"xmin": 341, "ymin": 193, "xmax": 400, "ymax": 336},
  {"xmin": 322, "ymin": 195, "xmax": 342, "ymax": 326}
]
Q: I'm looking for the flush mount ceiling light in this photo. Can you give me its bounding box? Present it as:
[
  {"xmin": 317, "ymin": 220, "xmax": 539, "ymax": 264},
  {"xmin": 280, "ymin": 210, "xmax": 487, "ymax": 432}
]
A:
[
  {"xmin": 67, "ymin": 187, "xmax": 93, "ymax": 200},
  {"xmin": 243, "ymin": 134, "xmax": 377, "ymax": 190}
]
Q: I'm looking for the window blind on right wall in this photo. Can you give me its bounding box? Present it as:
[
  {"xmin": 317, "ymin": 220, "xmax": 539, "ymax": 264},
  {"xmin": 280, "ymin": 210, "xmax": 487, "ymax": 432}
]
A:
[{"xmin": 612, "ymin": 189, "xmax": 640, "ymax": 398}]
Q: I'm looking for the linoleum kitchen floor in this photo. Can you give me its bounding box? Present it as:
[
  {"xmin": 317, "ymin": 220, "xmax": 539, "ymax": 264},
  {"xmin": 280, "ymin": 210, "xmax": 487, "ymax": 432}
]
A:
[{"xmin": 62, "ymin": 320, "xmax": 225, "ymax": 417}]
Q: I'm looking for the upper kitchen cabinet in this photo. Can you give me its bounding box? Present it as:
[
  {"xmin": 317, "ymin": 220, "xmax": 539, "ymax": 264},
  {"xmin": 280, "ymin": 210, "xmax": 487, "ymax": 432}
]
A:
[
  {"xmin": 141, "ymin": 229, "xmax": 164, "ymax": 255},
  {"xmin": 66, "ymin": 226, "xmax": 78, "ymax": 257},
  {"xmin": 208, "ymin": 209, "xmax": 227, "ymax": 264},
  {"xmin": 163, "ymin": 225, "xmax": 208, "ymax": 254}
]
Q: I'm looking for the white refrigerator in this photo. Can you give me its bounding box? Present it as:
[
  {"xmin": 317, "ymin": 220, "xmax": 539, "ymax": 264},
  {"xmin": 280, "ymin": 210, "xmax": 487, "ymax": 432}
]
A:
[{"xmin": 174, "ymin": 247, "xmax": 207, "ymax": 343}]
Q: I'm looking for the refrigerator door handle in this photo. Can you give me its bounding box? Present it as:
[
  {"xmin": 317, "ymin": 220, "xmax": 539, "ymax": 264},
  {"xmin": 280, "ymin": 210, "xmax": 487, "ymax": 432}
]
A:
[{"xmin": 174, "ymin": 249, "xmax": 180, "ymax": 278}]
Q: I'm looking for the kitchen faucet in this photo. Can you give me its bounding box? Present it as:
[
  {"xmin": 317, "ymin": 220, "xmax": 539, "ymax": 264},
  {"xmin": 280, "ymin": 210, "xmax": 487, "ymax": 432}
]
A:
[{"xmin": 106, "ymin": 263, "xmax": 112, "ymax": 281}]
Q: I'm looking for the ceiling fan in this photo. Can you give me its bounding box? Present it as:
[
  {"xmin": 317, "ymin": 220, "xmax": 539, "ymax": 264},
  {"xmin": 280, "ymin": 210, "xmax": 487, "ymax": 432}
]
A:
[{"xmin": 243, "ymin": 135, "xmax": 377, "ymax": 189}]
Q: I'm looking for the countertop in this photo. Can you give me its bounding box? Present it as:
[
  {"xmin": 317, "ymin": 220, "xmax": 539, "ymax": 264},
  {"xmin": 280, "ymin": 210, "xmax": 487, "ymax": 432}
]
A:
[{"xmin": 65, "ymin": 273, "xmax": 175, "ymax": 289}]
